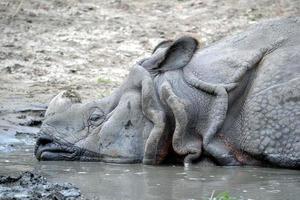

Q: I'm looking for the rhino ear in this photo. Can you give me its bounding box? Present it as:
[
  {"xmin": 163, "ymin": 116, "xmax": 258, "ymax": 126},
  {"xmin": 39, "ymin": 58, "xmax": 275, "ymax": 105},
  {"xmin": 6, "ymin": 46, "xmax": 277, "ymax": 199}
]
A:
[
  {"xmin": 143, "ymin": 36, "xmax": 198, "ymax": 72},
  {"xmin": 151, "ymin": 40, "xmax": 173, "ymax": 54}
]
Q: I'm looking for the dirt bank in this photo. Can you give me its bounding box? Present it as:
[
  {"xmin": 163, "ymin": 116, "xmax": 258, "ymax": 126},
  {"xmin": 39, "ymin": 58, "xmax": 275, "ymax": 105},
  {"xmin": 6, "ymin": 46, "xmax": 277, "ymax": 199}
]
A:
[{"xmin": 0, "ymin": 0, "xmax": 299, "ymax": 107}]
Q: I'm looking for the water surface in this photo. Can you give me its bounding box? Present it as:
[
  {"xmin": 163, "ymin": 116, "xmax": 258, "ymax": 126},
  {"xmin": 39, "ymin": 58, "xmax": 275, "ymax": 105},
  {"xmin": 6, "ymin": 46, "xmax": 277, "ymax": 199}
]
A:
[{"xmin": 0, "ymin": 147, "xmax": 299, "ymax": 200}]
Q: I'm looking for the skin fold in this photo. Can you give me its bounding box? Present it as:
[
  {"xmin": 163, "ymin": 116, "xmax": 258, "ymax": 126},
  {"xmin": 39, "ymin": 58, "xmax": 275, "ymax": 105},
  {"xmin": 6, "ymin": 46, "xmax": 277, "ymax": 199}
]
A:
[{"xmin": 35, "ymin": 17, "xmax": 300, "ymax": 169}]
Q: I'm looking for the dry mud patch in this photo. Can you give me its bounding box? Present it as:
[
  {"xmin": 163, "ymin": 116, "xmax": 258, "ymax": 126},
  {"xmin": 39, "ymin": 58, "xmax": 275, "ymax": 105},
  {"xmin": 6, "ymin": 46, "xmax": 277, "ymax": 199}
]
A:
[{"xmin": 0, "ymin": 0, "xmax": 299, "ymax": 106}]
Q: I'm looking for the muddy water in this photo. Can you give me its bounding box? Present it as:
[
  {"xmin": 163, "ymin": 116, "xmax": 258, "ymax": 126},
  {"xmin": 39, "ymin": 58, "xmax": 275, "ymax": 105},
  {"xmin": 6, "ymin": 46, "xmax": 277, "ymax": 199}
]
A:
[{"xmin": 0, "ymin": 147, "xmax": 299, "ymax": 200}]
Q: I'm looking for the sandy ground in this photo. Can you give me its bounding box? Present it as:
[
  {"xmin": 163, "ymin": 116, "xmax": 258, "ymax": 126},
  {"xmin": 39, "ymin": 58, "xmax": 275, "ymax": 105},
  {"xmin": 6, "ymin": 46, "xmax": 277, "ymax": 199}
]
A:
[{"xmin": 0, "ymin": 0, "xmax": 299, "ymax": 108}]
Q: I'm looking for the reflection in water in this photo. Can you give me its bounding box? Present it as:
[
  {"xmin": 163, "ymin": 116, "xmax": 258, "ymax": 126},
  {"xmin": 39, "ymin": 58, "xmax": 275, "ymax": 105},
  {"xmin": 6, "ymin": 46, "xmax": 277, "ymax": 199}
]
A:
[{"xmin": 0, "ymin": 147, "xmax": 300, "ymax": 200}]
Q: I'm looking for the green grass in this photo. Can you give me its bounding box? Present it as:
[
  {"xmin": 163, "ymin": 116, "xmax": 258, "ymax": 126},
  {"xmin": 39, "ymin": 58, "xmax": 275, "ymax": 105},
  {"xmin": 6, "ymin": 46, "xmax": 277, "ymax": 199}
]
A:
[
  {"xmin": 209, "ymin": 191, "xmax": 234, "ymax": 200},
  {"xmin": 96, "ymin": 77, "xmax": 112, "ymax": 84}
]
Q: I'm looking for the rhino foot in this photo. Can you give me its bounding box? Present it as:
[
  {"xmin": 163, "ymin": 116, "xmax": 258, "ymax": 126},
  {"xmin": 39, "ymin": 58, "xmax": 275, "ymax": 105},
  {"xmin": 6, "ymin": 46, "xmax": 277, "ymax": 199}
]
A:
[{"xmin": 205, "ymin": 140, "xmax": 241, "ymax": 166}]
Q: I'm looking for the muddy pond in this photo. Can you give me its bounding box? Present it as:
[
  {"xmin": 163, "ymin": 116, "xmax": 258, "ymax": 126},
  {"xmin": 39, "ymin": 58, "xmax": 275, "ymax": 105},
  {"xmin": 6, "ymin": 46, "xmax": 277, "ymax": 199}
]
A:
[
  {"xmin": 0, "ymin": 99, "xmax": 299, "ymax": 200},
  {"xmin": 0, "ymin": 143, "xmax": 299, "ymax": 200}
]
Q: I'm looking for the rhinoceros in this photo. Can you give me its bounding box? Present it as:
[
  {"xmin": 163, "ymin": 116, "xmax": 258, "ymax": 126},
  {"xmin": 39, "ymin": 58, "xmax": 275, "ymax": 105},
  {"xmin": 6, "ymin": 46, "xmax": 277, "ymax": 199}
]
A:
[{"xmin": 34, "ymin": 17, "xmax": 300, "ymax": 168}]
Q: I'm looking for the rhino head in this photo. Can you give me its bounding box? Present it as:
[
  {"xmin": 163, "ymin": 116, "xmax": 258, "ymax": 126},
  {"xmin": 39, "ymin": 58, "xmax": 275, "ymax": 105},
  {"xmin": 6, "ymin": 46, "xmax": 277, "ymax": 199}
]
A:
[{"xmin": 34, "ymin": 37, "xmax": 200, "ymax": 164}]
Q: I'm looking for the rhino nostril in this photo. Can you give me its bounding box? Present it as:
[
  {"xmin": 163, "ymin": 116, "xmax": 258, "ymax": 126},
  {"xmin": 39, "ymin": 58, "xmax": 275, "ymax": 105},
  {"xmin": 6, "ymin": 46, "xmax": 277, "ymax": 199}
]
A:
[{"xmin": 37, "ymin": 135, "xmax": 53, "ymax": 146}]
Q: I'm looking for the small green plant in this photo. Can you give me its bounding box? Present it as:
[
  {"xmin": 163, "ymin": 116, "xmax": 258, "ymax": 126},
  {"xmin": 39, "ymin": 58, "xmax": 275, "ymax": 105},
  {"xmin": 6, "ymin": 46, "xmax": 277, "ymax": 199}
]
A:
[
  {"xmin": 209, "ymin": 191, "xmax": 234, "ymax": 200},
  {"xmin": 97, "ymin": 77, "xmax": 112, "ymax": 84}
]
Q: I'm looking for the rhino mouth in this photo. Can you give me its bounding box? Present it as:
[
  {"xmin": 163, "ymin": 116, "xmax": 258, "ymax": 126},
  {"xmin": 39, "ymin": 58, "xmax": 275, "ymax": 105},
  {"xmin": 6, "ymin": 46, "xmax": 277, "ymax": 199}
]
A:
[
  {"xmin": 34, "ymin": 133, "xmax": 103, "ymax": 161},
  {"xmin": 34, "ymin": 135, "xmax": 79, "ymax": 161},
  {"xmin": 36, "ymin": 147, "xmax": 77, "ymax": 161}
]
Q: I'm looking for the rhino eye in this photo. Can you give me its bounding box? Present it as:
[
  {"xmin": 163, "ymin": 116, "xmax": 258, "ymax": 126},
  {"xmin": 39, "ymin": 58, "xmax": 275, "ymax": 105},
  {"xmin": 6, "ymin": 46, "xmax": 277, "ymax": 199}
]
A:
[
  {"xmin": 89, "ymin": 109, "xmax": 104, "ymax": 126},
  {"xmin": 90, "ymin": 114, "xmax": 102, "ymax": 121}
]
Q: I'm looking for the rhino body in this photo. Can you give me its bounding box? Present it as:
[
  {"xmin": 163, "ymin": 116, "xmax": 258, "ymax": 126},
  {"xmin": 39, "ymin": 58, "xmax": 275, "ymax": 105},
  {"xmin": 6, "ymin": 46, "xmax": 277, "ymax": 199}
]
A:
[{"xmin": 35, "ymin": 17, "xmax": 300, "ymax": 168}]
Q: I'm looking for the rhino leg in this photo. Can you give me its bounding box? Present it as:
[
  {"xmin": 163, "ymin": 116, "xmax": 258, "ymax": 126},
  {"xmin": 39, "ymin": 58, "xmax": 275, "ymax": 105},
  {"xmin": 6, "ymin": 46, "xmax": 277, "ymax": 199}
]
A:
[
  {"xmin": 160, "ymin": 81, "xmax": 202, "ymax": 165},
  {"xmin": 120, "ymin": 65, "xmax": 168, "ymax": 165},
  {"xmin": 141, "ymin": 77, "xmax": 167, "ymax": 165},
  {"xmin": 203, "ymin": 86, "xmax": 241, "ymax": 165},
  {"xmin": 182, "ymin": 69, "xmax": 240, "ymax": 164},
  {"xmin": 183, "ymin": 78, "xmax": 243, "ymax": 165},
  {"xmin": 182, "ymin": 47, "xmax": 273, "ymax": 165}
]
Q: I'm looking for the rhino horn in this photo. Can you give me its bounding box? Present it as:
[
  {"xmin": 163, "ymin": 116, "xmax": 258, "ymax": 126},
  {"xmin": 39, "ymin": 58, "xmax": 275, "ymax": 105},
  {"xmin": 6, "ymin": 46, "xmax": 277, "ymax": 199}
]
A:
[{"xmin": 45, "ymin": 89, "xmax": 82, "ymax": 118}]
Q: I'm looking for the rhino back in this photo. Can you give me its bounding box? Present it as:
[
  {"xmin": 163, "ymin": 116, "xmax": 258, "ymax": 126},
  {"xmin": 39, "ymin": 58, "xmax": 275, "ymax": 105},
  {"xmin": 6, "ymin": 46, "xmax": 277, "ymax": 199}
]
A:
[
  {"xmin": 218, "ymin": 18, "xmax": 300, "ymax": 167},
  {"xmin": 184, "ymin": 17, "xmax": 300, "ymax": 86}
]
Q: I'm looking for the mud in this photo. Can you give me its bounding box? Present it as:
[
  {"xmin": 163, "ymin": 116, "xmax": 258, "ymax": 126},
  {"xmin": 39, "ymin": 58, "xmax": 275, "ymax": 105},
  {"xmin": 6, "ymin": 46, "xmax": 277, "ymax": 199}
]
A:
[
  {"xmin": 0, "ymin": 0, "xmax": 299, "ymax": 106},
  {"xmin": 0, "ymin": 171, "xmax": 81, "ymax": 200},
  {"xmin": 0, "ymin": 104, "xmax": 45, "ymax": 153}
]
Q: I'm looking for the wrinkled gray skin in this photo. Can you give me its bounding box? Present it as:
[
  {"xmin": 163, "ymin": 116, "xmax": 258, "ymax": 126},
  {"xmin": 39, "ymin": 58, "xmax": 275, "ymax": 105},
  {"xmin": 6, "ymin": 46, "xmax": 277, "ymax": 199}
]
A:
[{"xmin": 35, "ymin": 17, "xmax": 300, "ymax": 168}]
